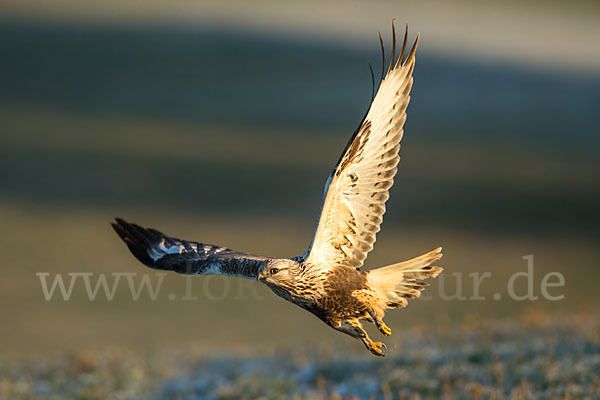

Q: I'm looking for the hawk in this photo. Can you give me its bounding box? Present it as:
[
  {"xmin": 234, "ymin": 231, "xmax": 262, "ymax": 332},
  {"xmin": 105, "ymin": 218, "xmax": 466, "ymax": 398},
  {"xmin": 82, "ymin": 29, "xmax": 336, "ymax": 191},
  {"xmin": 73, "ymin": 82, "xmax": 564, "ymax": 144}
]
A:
[{"xmin": 112, "ymin": 24, "xmax": 443, "ymax": 357}]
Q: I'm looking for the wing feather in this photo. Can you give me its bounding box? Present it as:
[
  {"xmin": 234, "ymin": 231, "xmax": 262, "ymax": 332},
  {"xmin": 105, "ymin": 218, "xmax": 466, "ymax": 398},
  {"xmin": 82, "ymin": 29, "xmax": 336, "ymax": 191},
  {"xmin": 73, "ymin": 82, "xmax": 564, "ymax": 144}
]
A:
[
  {"xmin": 112, "ymin": 218, "xmax": 268, "ymax": 279},
  {"xmin": 303, "ymin": 24, "xmax": 419, "ymax": 270}
]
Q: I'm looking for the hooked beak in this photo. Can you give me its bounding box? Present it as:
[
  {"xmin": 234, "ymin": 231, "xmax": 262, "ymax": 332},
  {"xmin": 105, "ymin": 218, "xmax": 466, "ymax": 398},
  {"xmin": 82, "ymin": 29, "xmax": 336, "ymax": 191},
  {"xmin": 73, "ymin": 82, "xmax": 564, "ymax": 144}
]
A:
[{"xmin": 257, "ymin": 271, "xmax": 267, "ymax": 281}]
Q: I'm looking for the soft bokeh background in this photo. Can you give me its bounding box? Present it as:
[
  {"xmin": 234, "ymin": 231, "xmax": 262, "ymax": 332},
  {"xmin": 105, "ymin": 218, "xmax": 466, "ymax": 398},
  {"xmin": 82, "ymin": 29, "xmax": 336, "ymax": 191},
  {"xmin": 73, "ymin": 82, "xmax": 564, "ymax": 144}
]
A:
[{"xmin": 1, "ymin": 0, "xmax": 599, "ymax": 371}]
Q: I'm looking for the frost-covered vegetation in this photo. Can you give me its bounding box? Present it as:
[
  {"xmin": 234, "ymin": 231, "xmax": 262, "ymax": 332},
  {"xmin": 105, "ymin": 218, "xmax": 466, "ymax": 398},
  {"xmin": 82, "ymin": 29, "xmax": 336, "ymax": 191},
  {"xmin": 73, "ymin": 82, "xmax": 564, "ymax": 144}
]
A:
[{"xmin": 2, "ymin": 313, "xmax": 598, "ymax": 399}]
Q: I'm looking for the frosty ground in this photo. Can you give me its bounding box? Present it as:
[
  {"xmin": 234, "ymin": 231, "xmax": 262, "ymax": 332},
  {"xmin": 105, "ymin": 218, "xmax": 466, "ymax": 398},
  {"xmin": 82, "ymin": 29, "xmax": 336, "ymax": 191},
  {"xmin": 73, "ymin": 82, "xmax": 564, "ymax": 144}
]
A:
[{"xmin": 2, "ymin": 313, "xmax": 598, "ymax": 399}]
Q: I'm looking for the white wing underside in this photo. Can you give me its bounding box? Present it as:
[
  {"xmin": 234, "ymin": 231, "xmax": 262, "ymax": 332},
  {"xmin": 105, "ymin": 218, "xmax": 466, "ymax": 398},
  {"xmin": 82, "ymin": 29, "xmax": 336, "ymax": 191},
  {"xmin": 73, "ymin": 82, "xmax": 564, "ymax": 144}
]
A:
[{"xmin": 303, "ymin": 26, "xmax": 419, "ymax": 270}]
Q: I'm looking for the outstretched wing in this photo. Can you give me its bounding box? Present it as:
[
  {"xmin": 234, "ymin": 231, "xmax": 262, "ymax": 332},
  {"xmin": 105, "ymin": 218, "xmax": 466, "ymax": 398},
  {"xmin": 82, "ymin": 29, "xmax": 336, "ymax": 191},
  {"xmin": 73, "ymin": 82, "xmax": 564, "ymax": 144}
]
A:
[
  {"xmin": 111, "ymin": 218, "xmax": 268, "ymax": 279},
  {"xmin": 303, "ymin": 25, "xmax": 419, "ymax": 270}
]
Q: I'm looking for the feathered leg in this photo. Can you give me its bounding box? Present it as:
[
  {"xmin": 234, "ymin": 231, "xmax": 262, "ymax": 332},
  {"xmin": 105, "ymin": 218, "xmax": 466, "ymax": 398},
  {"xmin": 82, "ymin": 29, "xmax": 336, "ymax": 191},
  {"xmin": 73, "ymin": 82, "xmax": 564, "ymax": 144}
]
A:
[
  {"xmin": 334, "ymin": 318, "xmax": 387, "ymax": 357},
  {"xmin": 368, "ymin": 311, "xmax": 392, "ymax": 336}
]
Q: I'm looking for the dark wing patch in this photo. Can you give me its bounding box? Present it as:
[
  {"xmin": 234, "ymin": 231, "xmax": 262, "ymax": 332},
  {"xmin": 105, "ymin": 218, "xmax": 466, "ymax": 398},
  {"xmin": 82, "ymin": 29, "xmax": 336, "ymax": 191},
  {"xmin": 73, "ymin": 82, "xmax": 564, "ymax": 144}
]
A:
[
  {"xmin": 336, "ymin": 121, "xmax": 371, "ymax": 177},
  {"xmin": 111, "ymin": 218, "xmax": 268, "ymax": 279}
]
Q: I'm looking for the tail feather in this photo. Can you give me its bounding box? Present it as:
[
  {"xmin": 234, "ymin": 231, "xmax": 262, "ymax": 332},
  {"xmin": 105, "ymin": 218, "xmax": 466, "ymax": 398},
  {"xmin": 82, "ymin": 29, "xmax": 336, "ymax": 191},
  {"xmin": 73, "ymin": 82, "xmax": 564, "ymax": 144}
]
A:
[{"xmin": 367, "ymin": 247, "xmax": 443, "ymax": 309}]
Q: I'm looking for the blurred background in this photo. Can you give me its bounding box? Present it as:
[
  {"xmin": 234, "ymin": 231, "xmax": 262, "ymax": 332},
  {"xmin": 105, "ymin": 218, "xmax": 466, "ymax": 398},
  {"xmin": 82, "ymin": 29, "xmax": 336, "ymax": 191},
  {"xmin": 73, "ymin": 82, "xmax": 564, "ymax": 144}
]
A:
[{"xmin": 1, "ymin": 0, "xmax": 599, "ymax": 369}]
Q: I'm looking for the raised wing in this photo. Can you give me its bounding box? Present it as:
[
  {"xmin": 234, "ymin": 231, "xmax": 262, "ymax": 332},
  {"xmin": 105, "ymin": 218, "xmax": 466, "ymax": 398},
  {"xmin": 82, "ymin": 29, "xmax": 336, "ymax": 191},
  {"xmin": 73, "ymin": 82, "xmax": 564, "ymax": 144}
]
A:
[
  {"xmin": 303, "ymin": 24, "xmax": 418, "ymax": 270},
  {"xmin": 111, "ymin": 218, "xmax": 268, "ymax": 279}
]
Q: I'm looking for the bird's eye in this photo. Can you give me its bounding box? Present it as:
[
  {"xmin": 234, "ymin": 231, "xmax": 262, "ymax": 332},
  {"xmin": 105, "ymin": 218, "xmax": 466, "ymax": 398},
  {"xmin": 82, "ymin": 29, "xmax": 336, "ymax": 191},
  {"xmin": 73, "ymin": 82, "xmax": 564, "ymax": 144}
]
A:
[{"xmin": 270, "ymin": 268, "xmax": 279, "ymax": 275}]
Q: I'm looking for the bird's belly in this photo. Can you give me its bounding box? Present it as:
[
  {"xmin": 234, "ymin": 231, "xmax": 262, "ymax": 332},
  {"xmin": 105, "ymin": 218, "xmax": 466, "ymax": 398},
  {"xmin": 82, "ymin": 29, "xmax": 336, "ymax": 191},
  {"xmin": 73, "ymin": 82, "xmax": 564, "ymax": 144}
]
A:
[
  {"xmin": 315, "ymin": 291, "xmax": 371, "ymax": 323},
  {"xmin": 317, "ymin": 268, "xmax": 374, "ymax": 322}
]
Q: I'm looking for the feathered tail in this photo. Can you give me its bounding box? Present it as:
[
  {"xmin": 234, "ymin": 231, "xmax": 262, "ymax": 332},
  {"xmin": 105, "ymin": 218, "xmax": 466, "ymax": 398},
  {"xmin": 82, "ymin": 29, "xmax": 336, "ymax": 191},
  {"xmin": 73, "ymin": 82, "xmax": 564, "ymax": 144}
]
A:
[{"xmin": 367, "ymin": 247, "xmax": 443, "ymax": 309}]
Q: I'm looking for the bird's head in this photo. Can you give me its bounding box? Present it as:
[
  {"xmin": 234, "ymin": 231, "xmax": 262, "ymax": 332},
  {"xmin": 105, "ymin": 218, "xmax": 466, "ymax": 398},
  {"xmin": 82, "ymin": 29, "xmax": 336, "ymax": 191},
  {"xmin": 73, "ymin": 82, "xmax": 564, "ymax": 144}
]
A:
[{"xmin": 258, "ymin": 259, "xmax": 301, "ymax": 291}]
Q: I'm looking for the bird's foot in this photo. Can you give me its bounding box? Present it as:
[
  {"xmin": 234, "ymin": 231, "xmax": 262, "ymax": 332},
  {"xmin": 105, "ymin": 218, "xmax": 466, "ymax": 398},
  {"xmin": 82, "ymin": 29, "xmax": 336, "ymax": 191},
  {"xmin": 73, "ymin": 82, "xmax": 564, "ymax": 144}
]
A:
[
  {"xmin": 378, "ymin": 323, "xmax": 392, "ymax": 336},
  {"xmin": 368, "ymin": 341, "xmax": 387, "ymax": 357}
]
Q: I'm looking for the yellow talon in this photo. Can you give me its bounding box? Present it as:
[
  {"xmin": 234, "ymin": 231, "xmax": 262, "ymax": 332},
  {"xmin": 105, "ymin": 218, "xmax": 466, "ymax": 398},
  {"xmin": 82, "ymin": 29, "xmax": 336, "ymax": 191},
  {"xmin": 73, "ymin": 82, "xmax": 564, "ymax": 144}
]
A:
[
  {"xmin": 380, "ymin": 323, "xmax": 392, "ymax": 336},
  {"xmin": 369, "ymin": 341, "xmax": 387, "ymax": 357}
]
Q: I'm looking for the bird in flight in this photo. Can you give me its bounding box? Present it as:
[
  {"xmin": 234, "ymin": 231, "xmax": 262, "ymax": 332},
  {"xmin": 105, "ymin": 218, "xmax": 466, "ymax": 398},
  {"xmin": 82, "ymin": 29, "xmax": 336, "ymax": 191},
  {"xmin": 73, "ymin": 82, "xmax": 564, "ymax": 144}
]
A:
[{"xmin": 112, "ymin": 23, "xmax": 442, "ymax": 357}]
